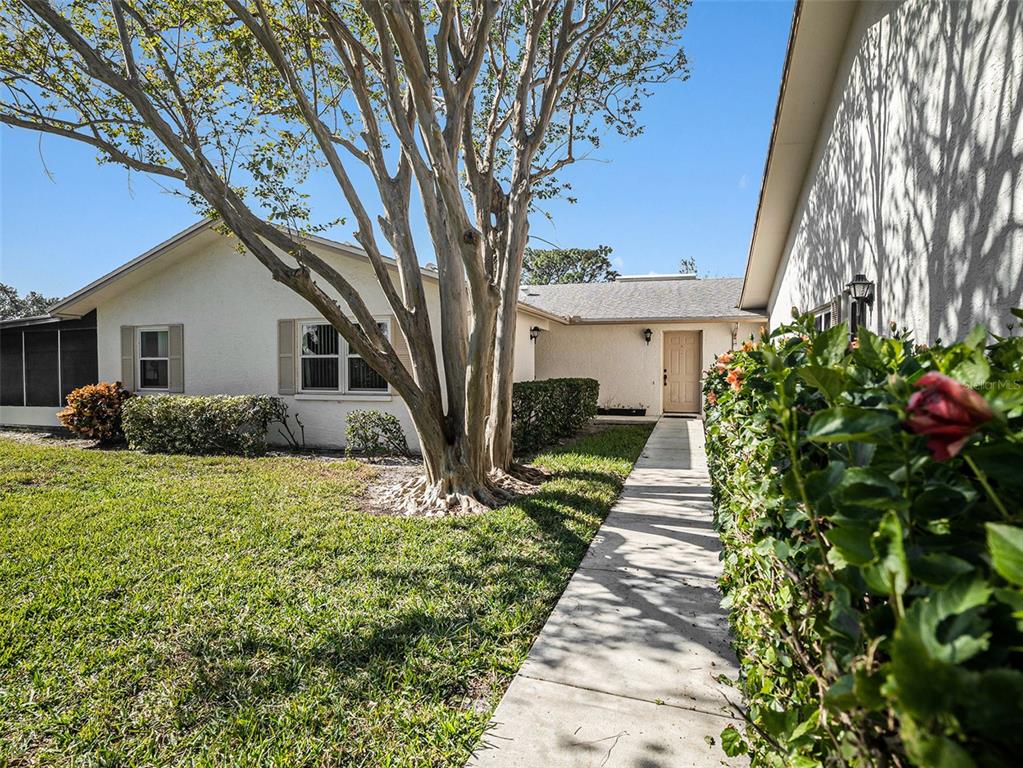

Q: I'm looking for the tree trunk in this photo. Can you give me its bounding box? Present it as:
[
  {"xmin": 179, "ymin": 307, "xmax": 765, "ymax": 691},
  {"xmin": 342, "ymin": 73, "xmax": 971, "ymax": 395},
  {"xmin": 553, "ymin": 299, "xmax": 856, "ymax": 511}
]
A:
[
  {"xmin": 488, "ymin": 188, "xmax": 532, "ymax": 471},
  {"xmin": 406, "ymin": 391, "xmax": 509, "ymax": 513}
]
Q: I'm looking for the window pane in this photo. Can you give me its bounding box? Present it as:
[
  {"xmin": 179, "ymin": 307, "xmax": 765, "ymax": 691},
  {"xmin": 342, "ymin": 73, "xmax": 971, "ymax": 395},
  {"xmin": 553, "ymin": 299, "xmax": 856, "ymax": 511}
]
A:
[
  {"xmin": 60, "ymin": 328, "xmax": 98, "ymax": 401},
  {"xmin": 140, "ymin": 330, "xmax": 168, "ymax": 358},
  {"xmin": 24, "ymin": 329, "xmax": 60, "ymax": 406},
  {"xmin": 348, "ymin": 357, "xmax": 387, "ymax": 391},
  {"xmin": 141, "ymin": 359, "xmax": 169, "ymax": 389},
  {"xmin": 0, "ymin": 330, "xmax": 24, "ymax": 407},
  {"xmin": 302, "ymin": 357, "xmax": 339, "ymax": 390},
  {"xmin": 301, "ymin": 324, "xmax": 338, "ymax": 356}
]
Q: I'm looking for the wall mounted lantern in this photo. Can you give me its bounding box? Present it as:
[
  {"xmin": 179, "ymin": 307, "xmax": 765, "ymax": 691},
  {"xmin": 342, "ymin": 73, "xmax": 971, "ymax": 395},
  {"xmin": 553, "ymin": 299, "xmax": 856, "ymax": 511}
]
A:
[
  {"xmin": 529, "ymin": 326, "xmax": 542, "ymax": 343},
  {"xmin": 846, "ymin": 273, "xmax": 875, "ymax": 306},
  {"xmin": 643, "ymin": 328, "xmax": 653, "ymax": 345},
  {"xmin": 845, "ymin": 273, "xmax": 875, "ymax": 333}
]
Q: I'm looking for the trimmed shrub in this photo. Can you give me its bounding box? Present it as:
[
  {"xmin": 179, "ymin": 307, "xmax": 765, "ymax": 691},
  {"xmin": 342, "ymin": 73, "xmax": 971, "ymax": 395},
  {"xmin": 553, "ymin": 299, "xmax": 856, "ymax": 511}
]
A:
[
  {"xmin": 122, "ymin": 394, "xmax": 286, "ymax": 455},
  {"xmin": 345, "ymin": 410, "xmax": 410, "ymax": 457},
  {"xmin": 704, "ymin": 315, "xmax": 1023, "ymax": 767},
  {"xmin": 512, "ymin": 377, "xmax": 598, "ymax": 453},
  {"xmin": 58, "ymin": 381, "xmax": 132, "ymax": 442}
]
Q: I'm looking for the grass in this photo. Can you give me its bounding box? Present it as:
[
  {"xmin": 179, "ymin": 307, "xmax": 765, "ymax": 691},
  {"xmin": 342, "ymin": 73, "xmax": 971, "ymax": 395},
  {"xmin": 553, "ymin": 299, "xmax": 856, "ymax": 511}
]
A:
[{"xmin": 0, "ymin": 425, "xmax": 652, "ymax": 767}]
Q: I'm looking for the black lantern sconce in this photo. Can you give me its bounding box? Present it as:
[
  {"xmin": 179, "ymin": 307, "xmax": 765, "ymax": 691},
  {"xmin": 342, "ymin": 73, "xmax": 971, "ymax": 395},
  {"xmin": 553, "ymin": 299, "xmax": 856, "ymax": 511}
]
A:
[
  {"xmin": 529, "ymin": 326, "xmax": 542, "ymax": 343},
  {"xmin": 643, "ymin": 328, "xmax": 653, "ymax": 345},
  {"xmin": 845, "ymin": 273, "xmax": 875, "ymax": 332}
]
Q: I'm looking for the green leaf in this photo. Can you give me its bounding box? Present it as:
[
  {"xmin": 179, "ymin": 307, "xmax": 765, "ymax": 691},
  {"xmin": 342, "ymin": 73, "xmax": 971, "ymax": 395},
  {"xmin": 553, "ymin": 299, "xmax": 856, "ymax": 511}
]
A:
[
  {"xmin": 898, "ymin": 577, "xmax": 992, "ymax": 665},
  {"xmin": 964, "ymin": 324, "xmax": 988, "ymax": 349},
  {"xmin": 719, "ymin": 725, "xmax": 747, "ymax": 757},
  {"xmin": 904, "ymin": 732, "xmax": 977, "ymax": 768},
  {"xmin": 798, "ymin": 365, "xmax": 846, "ymax": 401},
  {"xmin": 825, "ymin": 521, "xmax": 875, "ymax": 567},
  {"xmin": 834, "ymin": 468, "xmax": 903, "ymax": 509},
  {"xmin": 823, "ymin": 674, "xmax": 855, "ymax": 709},
  {"xmin": 951, "ymin": 349, "xmax": 990, "ymax": 387},
  {"xmin": 807, "ymin": 406, "xmax": 898, "ymax": 443},
  {"xmin": 853, "ymin": 328, "xmax": 888, "ymax": 372},
  {"xmin": 910, "ymin": 552, "xmax": 974, "ymax": 585},
  {"xmin": 986, "ymin": 523, "xmax": 1023, "ymax": 586},
  {"xmin": 872, "ymin": 511, "xmax": 909, "ymax": 597},
  {"xmin": 811, "ymin": 323, "xmax": 849, "ymax": 366}
]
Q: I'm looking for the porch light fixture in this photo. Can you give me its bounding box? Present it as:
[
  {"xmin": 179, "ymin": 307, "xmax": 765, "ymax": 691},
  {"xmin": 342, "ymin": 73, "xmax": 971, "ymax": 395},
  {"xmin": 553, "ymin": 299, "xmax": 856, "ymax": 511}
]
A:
[
  {"xmin": 529, "ymin": 326, "xmax": 542, "ymax": 342},
  {"xmin": 846, "ymin": 273, "xmax": 875, "ymax": 335},
  {"xmin": 643, "ymin": 328, "xmax": 653, "ymax": 345},
  {"xmin": 846, "ymin": 273, "xmax": 875, "ymax": 305}
]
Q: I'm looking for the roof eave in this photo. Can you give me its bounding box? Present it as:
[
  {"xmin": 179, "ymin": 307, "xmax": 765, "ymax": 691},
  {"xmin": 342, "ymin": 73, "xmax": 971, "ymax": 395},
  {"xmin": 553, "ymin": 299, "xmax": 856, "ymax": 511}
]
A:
[
  {"xmin": 739, "ymin": 0, "xmax": 859, "ymax": 310},
  {"xmin": 563, "ymin": 314, "xmax": 769, "ymax": 325},
  {"xmin": 46, "ymin": 218, "xmax": 569, "ymax": 325},
  {"xmin": 49, "ymin": 218, "xmax": 215, "ymax": 318}
]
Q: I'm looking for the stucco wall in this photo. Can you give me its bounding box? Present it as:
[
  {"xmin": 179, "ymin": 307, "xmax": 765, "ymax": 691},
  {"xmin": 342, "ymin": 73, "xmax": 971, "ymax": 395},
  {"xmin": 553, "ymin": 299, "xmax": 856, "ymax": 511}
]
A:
[
  {"xmin": 515, "ymin": 312, "xmax": 548, "ymax": 382},
  {"xmin": 769, "ymin": 0, "xmax": 1023, "ymax": 342},
  {"xmin": 94, "ymin": 237, "xmax": 540, "ymax": 448},
  {"xmin": 534, "ymin": 321, "xmax": 761, "ymax": 416},
  {"xmin": 0, "ymin": 406, "xmax": 61, "ymax": 427}
]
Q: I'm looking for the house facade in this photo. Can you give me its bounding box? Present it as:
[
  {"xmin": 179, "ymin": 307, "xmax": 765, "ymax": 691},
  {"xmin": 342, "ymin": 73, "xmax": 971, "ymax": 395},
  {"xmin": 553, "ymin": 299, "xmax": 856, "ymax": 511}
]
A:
[
  {"xmin": 0, "ymin": 222, "xmax": 557, "ymax": 448},
  {"xmin": 526, "ymin": 277, "xmax": 764, "ymax": 416},
  {"xmin": 740, "ymin": 0, "xmax": 1023, "ymax": 342},
  {"xmin": 1, "ymin": 222, "xmax": 763, "ymax": 444}
]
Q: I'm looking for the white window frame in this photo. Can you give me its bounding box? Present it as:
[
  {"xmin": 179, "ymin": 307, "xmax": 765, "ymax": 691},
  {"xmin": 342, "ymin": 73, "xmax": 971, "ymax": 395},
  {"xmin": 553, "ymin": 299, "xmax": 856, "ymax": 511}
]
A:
[
  {"xmin": 298, "ymin": 320, "xmax": 342, "ymax": 393},
  {"xmin": 137, "ymin": 326, "xmax": 170, "ymax": 391},
  {"xmin": 297, "ymin": 318, "xmax": 391, "ymax": 396},
  {"xmin": 811, "ymin": 303, "xmax": 834, "ymax": 332},
  {"xmin": 347, "ymin": 319, "xmax": 390, "ymax": 394}
]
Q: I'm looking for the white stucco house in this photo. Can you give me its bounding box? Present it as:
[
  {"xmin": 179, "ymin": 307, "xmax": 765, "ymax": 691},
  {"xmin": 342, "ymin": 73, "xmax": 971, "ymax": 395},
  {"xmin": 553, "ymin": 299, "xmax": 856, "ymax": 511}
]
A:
[
  {"xmin": 527, "ymin": 277, "xmax": 763, "ymax": 415},
  {"xmin": 740, "ymin": 0, "xmax": 1023, "ymax": 342},
  {"xmin": 1, "ymin": 221, "xmax": 763, "ymax": 446}
]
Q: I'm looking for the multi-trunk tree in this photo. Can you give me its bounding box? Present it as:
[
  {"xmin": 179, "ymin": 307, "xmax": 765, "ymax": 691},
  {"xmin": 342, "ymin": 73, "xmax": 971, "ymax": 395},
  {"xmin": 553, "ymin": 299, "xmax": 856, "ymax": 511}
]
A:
[{"xmin": 0, "ymin": 0, "xmax": 688, "ymax": 511}]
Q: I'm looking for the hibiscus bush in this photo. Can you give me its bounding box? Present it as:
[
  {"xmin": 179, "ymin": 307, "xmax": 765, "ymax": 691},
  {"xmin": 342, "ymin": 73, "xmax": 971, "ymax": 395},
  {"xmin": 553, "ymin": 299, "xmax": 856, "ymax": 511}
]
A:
[{"xmin": 705, "ymin": 313, "xmax": 1023, "ymax": 767}]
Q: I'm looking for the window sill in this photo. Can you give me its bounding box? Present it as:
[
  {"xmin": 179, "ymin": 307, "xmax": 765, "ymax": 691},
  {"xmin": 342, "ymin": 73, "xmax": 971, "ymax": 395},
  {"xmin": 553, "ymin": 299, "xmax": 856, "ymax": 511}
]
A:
[{"xmin": 295, "ymin": 393, "xmax": 394, "ymax": 402}]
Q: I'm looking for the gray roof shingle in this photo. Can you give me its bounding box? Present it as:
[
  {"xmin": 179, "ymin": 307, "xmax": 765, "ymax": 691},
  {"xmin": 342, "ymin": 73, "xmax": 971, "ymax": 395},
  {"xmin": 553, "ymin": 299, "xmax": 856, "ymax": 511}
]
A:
[{"xmin": 519, "ymin": 277, "xmax": 764, "ymax": 322}]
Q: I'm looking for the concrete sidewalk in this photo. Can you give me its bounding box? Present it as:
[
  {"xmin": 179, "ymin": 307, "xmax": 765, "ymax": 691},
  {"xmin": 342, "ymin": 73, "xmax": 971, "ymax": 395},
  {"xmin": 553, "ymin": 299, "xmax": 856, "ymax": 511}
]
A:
[{"xmin": 467, "ymin": 417, "xmax": 747, "ymax": 767}]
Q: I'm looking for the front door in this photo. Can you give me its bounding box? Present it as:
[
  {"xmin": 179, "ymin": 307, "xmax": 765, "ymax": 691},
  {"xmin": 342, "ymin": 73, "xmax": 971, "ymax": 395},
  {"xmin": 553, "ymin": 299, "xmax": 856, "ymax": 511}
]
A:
[{"xmin": 663, "ymin": 331, "xmax": 701, "ymax": 413}]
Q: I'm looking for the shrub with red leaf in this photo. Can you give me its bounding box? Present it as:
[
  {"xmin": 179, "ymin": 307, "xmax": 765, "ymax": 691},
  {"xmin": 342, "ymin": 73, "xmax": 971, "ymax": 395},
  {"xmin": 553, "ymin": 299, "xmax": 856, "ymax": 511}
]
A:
[{"xmin": 58, "ymin": 382, "xmax": 132, "ymax": 443}]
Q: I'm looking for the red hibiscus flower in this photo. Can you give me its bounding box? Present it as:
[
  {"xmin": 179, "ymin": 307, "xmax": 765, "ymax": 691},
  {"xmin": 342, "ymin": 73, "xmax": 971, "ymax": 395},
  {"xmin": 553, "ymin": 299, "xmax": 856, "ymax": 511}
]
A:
[{"xmin": 905, "ymin": 372, "xmax": 993, "ymax": 461}]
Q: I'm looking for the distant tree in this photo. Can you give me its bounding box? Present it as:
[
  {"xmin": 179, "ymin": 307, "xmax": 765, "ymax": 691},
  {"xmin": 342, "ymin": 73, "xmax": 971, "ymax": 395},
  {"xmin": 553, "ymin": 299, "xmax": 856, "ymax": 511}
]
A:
[
  {"xmin": 678, "ymin": 256, "xmax": 698, "ymax": 275},
  {"xmin": 522, "ymin": 246, "xmax": 619, "ymax": 284},
  {"xmin": 0, "ymin": 282, "xmax": 59, "ymax": 320}
]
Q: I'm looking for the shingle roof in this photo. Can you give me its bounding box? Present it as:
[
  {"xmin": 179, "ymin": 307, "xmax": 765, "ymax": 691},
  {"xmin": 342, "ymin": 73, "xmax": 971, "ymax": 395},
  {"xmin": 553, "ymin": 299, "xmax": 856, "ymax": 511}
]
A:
[{"xmin": 519, "ymin": 277, "xmax": 765, "ymax": 322}]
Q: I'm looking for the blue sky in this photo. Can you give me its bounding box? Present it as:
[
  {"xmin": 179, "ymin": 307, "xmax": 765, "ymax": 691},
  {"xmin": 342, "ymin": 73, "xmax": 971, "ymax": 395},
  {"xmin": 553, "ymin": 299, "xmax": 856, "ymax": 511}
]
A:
[{"xmin": 0, "ymin": 0, "xmax": 794, "ymax": 298}]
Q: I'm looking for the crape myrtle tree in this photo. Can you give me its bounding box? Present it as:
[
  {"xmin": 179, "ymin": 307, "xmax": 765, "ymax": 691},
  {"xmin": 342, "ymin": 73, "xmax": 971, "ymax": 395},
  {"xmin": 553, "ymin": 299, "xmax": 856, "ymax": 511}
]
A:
[{"xmin": 0, "ymin": 0, "xmax": 688, "ymax": 511}]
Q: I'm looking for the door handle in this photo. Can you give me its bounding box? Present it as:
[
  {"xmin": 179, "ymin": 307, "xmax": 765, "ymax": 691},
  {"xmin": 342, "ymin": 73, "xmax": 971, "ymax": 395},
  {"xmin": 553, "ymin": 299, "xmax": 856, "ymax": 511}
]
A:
[{"xmin": 663, "ymin": 370, "xmax": 668, "ymax": 386}]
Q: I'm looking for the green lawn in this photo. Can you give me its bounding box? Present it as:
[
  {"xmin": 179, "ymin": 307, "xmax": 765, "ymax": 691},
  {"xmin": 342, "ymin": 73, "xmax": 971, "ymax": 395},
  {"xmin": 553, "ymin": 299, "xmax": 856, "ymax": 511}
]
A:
[{"xmin": 0, "ymin": 425, "xmax": 651, "ymax": 767}]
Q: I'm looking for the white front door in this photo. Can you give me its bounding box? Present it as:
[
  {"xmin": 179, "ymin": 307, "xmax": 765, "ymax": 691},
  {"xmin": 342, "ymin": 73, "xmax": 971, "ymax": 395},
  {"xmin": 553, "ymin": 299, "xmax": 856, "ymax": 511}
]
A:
[{"xmin": 662, "ymin": 331, "xmax": 701, "ymax": 413}]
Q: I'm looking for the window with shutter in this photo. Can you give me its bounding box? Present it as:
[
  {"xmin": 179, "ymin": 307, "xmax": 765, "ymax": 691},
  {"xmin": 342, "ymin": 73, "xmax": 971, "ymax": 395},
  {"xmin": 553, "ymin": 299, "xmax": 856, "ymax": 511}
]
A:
[{"xmin": 294, "ymin": 318, "xmax": 390, "ymax": 395}]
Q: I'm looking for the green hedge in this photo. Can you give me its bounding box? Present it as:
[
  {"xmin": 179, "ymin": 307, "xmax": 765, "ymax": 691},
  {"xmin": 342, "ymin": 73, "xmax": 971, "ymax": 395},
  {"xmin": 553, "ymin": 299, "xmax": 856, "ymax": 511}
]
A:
[
  {"xmin": 345, "ymin": 409, "xmax": 410, "ymax": 457},
  {"xmin": 512, "ymin": 377, "xmax": 598, "ymax": 454},
  {"xmin": 122, "ymin": 394, "xmax": 286, "ymax": 456},
  {"xmin": 704, "ymin": 315, "xmax": 1023, "ymax": 767}
]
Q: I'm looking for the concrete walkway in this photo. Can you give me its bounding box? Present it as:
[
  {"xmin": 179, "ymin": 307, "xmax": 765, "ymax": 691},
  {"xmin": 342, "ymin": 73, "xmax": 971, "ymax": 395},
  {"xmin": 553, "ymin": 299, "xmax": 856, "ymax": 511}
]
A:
[{"xmin": 467, "ymin": 417, "xmax": 747, "ymax": 767}]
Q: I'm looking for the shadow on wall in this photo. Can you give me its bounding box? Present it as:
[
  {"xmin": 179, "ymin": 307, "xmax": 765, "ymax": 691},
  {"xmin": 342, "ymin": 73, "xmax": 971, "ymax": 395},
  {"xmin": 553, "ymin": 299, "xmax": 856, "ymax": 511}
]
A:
[{"xmin": 786, "ymin": 0, "xmax": 1022, "ymax": 343}]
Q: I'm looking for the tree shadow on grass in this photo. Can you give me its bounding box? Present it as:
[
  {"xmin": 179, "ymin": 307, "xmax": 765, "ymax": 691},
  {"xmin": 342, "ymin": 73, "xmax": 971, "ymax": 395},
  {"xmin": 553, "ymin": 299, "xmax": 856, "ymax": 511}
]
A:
[{"xmin": 166, "ymin": 427, "xmax": 654, "ymax": 748}]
